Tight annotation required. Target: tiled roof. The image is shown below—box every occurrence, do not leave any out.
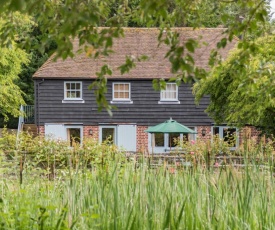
[33,27,237,79]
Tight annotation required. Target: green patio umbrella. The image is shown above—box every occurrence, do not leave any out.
[145,118,196,134]
[145,118,196,153]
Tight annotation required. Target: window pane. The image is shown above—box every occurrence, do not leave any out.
[67,128,81,147]
[119,84,124,90]
[183,133,188,141]
[113,83,130,100]
[65,82,82,99]
[118,92,123,98]
[169,133,180,147]
[223,128,236,147]
[213,127,219,136]
[155,133,164,147]
[102,128,115,144]
[161,83,177,100]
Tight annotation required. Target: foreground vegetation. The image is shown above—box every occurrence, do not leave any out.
[1,131,275,229]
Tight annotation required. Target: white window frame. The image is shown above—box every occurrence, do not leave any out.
[65,125,83,146]
[99,126,117,144]
[111,82,132,103]
[159,83,179,103]
[211,126,239,150]
[63,81,84,103]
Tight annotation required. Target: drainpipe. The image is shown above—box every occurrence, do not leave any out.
[36,79,44,134]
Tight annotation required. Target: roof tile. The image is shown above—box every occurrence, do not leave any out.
[33,27,237,79]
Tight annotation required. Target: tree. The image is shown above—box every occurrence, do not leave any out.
[0,46,29,118]
[0,0,272,115]
[194,35,275,136]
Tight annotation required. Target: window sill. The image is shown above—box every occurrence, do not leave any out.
[62,99,85,103]
[158,100,180,104]
[110,100,133,104]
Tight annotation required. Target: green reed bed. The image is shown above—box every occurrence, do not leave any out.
[1,162,275,230]
[1,130,275,229]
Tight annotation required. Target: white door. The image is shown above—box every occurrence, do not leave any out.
[45,124,67,141]
[117,125,136,151]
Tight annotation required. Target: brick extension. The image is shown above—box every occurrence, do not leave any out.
[38,124,266,150]
[137,126,149,153]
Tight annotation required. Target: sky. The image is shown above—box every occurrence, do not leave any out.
[271,0,275,18]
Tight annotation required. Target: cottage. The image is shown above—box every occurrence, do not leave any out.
[33,27,238,153]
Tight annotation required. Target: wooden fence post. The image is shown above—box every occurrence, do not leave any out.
[19,151,25,185]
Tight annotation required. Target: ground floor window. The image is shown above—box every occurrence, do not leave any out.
[169,133,181,147]
[101,126,116,144]
[212,126,238,149]
[155,133,165,147]
[65,125,83,147]
[150,127,197,153]
[67,128,81,147]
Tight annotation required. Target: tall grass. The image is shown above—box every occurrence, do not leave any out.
[1,130,275,229]
[1,162,275,229]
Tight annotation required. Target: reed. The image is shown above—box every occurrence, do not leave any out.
[1,131,275,229]
[1,161,275,229]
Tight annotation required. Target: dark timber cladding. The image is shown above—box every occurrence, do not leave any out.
[33,27,238,127]
[34,79,212,126]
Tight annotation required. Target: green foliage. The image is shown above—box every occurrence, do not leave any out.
[0,45,29,118]
[195,35,275,136]
[1,131,275,229]
[0,0,273,114]
[1,151,275,228]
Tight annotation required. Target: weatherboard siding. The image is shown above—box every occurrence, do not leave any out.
[34,79,212,126]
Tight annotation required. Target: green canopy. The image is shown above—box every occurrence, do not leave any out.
[145,118,197,134]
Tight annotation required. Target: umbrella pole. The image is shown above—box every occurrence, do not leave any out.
[170,135,171,151]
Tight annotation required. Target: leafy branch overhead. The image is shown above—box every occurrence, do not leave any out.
[194,35,275,136]
[0,0,273,116]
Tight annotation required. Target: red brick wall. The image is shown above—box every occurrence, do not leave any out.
[197,126,212,140]
[137,126,149,153]
[37,124,265,150]
[239,126,262,145]
[83,126,99,140]
[37,125,45,136]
